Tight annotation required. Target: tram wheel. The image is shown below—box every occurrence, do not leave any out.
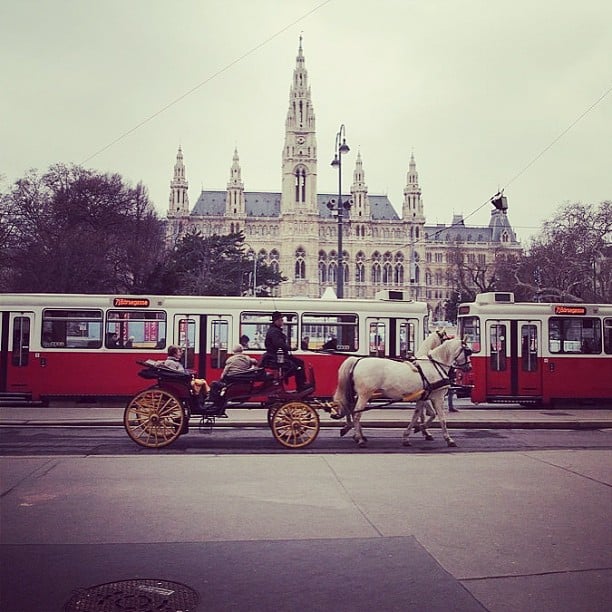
[124,388,185,448]
[270,401,320,449]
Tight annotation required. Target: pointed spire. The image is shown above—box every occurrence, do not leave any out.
[168,145,189,216]
[227,147,243,189]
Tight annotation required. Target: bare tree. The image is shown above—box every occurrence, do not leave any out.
[0,164,165,293]
[516,201,611,302]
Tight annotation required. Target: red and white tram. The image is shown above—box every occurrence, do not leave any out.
[0,291,429,404]
[457,292,612,405]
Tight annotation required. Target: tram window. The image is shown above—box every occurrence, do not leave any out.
[106,310,166,349]
[240,311,299,351]
[369,322,386,357]
[604,319,612,355]
[211,319,229,368]
[42,309,103,349]
[489,324,507,371]
[399,322,415,359]
[301,313,358,351]
[521,325,538,372]
[549,317,601,354]
[12,317,30,366]
[178,318,196,369]
[459,317,481,352]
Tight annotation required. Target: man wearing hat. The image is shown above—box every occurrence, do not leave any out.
[263,311,309,391]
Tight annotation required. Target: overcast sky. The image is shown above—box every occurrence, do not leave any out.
[2,0,610,243]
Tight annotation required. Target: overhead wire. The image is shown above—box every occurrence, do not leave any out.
[379,81,612,258]
[80,0,334,165]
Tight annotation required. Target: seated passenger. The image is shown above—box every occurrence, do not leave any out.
[157,345,209,395]
[208,345,258,415]
[221,344,257,380]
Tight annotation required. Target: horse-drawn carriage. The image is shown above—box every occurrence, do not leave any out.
[123,358,324,450]
[123,333,473,451]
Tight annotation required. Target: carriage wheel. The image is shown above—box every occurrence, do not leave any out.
[270,401,320,449]
[266,403,281,428]
[124,388,185,449]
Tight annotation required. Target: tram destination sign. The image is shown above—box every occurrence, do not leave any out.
[554,305,587,315]
[113,297,150,308]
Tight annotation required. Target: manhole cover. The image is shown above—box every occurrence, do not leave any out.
[64,578,199,611]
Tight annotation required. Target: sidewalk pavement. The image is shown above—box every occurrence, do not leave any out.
[1,400,611,430]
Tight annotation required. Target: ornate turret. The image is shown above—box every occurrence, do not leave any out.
[168,146,190,217]
[226,147,246,217]
[402,153,424,223]
[349,151,370,220]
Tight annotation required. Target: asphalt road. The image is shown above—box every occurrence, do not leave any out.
[2,424,612,456]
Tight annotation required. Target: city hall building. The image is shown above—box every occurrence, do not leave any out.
[166,38,520,319]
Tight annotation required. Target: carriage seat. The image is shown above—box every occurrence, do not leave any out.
[137,360,192,383]
[222,367,271,384]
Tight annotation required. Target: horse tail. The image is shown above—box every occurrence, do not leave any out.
[333,357,360,417]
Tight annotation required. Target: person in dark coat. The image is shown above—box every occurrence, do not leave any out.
[263,311,309,391]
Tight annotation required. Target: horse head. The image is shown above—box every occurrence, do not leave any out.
[429,337,472,371]
[454,339,472,371]
[435,328,450,342]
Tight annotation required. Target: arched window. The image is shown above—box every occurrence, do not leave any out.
[355,251,366,283]
[329,261,337,284]
[318,250,328,284]
[394,263,404,285]
[294,166,307,203]
[372,263,381,284]
[294,247,306,280]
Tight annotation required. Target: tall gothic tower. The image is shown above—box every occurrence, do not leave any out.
[349,151,371,220]
[281,36,318,216]
[226,147,246,218]
[168,146,189,217]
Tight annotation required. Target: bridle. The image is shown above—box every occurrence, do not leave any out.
[452,342,472,372]
[435,329,450,343]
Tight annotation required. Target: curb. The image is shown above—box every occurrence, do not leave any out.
[1,419,610,430]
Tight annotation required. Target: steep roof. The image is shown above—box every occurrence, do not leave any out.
[192,191,400,221]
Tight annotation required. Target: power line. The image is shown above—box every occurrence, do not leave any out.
[80,0,334,165]
[502,82,612,190]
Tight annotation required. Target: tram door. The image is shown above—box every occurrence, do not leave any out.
[0,312,35,396]
[366,317,417,358]
[485,319,542,398]
[173,315,201,375]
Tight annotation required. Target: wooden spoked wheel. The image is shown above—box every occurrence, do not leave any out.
[266,403,281,428]
[124,388,185,448]
[270,401,320,449]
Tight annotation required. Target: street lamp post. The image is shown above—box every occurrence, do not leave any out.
[243,243,257,296]
[329,125,350,298]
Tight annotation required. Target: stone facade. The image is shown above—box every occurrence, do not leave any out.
[166,38,521,319]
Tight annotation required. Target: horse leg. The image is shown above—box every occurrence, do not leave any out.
[351,397,370,448]
[402,405,423,446]
[431,393,456,447]
[415,400,436,441]
[339,412,354,437]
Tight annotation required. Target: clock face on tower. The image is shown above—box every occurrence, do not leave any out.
[296,136,305,144]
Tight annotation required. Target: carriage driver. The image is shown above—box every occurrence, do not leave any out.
[263,311,311,392]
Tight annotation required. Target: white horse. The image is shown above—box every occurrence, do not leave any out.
[332,336,471,448]
[330,329,450,439]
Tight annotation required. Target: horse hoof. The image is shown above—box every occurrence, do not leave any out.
[402,439,411,447]
[425,434,434,441]
[447,440,457,447]
[357,440,367,448]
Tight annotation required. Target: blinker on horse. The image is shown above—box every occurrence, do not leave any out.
[332,336,472,448]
